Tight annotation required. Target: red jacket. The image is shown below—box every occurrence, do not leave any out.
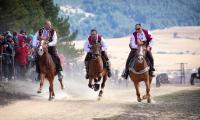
[16,37,29,65]
[132,29,152,46]
[88,35,102,45]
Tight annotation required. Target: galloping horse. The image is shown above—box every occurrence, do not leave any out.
[88,42,108,100]
[129,45,152,103]
[36,40,64,100]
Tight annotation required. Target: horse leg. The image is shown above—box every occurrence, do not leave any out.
[94,77,101,91]
[133,81,142,102]
[59,78,64,90]
[98,75,107,100]
[144,77,151,103]
[88,78,93,89]
[143,76,152,99]
[49,81,53,101]
[190,73,195,85]
[37,74,44,93]
[52,80,55,99]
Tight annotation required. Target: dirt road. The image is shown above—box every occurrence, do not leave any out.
[0,80,199,120]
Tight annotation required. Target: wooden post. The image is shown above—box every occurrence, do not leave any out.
[180,63,186,84]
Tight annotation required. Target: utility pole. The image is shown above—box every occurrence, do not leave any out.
[180,63,187,84]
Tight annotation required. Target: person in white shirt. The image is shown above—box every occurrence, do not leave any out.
[84,29,111,79]
[122,24,155,79]
[33,20,63,81]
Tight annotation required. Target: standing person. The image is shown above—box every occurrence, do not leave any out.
[33,20,63,81]
[84,29,111,79]
[2,33,15,80]
[16,36,29,79]
[121,24,155,79]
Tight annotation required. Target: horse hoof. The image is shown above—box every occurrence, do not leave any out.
[99,90,103,97]
[137,98,142,102]
[61,85,65,90]
[142,95,147,99]
[88,84,93,89]
[52,96,55,99]
[147,98,151,103]
[94,84,100,91]
[37,90,42,94]
[49,97,54,101]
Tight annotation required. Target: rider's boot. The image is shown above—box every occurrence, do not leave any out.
[106,60,112,77]
[58,71,63,81]
[85,61,89,79]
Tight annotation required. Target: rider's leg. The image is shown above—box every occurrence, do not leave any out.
[84,52,91,79]
[121,49,136,79]
[146,50,155,77]
[48,46,63,80]
[101,51,112,77]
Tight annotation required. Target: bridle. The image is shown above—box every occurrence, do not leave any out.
[37,40,48,56]
[130,45,149,74]
[91,42,101,60]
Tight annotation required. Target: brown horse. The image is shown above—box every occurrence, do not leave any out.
[88,42,108,100]
[129,45,152,103]
[36,40,64,100]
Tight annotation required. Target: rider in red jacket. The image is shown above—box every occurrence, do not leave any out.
[122,24,155,79]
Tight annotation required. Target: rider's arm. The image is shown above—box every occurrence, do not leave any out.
[129,35,137,49]
[48,31,57,46]
[84,40,91,52]
[148,31,154,48]
[101,37,107,51]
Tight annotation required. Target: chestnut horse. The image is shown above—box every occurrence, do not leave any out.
[88,42,108,100]
[129,45,152,103]
[36,40,64,100]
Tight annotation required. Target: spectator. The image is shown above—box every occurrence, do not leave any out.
[2,34,15,80]
[16,36,29,79]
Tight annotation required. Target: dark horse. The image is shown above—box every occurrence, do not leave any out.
[36,40,64,100]
[88,42,108,100]
[129,45,152,103]
[190,73,200,85]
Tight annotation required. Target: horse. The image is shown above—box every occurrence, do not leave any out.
[129,45,152,103]
[190,73,200,85]
[36,40,64,100]
[88,42,108,100]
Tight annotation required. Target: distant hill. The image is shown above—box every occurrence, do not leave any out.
[54,0,200,39]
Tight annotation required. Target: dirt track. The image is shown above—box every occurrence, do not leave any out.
[0,80,199,120]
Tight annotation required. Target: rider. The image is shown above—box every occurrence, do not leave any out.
[33,20,63,81]
[84,29,111,79]
[121,23,155,79]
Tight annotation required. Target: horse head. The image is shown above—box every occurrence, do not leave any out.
[38,40,48,56]
[136,45,147,63]
[91,42,101,60]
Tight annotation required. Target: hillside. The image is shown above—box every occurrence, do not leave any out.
[54,0,200,39]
